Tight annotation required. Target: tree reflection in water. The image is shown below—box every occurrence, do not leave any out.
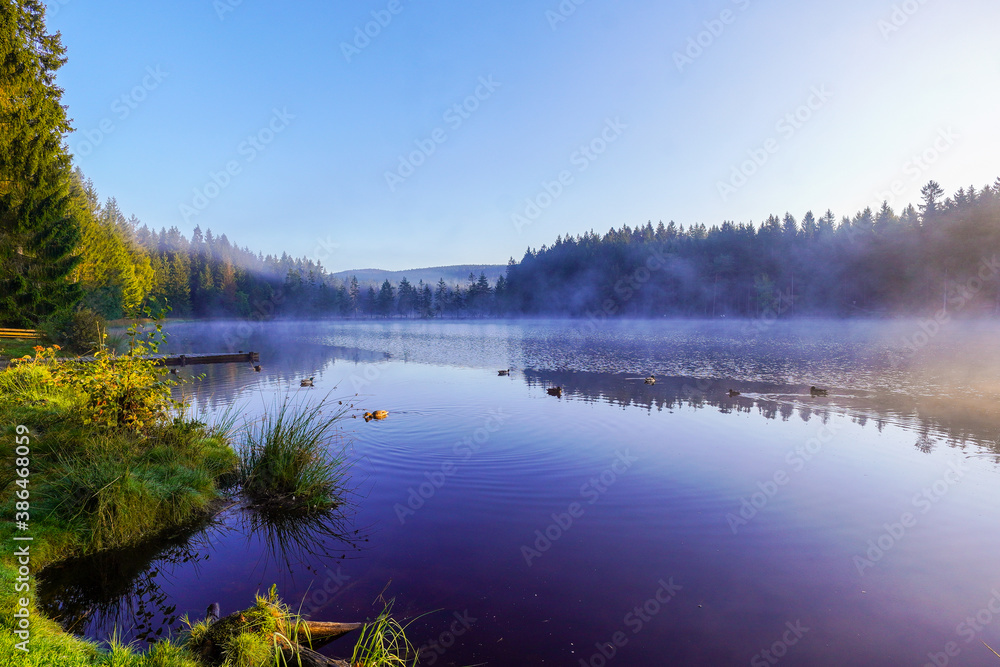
[37,502,364,645]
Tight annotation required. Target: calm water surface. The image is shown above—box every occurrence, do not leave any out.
[39,319,1000,666]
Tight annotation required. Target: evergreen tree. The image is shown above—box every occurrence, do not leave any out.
[397,277,416,316]
[418,281,432,317]
[435,278,448,315]
[363,285,377,315]
[349,275,360,315]
[376,279,395,316]
[0,0,80,325]
[167,253,191,315]
[920,180,945,223]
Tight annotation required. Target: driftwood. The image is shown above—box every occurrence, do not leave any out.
[286,621,363,649]
[195,606,360,664]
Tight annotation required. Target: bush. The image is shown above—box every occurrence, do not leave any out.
[60,350,176,431]
[43,307,106,353]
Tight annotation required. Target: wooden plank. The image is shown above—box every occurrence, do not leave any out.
[72,351,260,366]
[160,352,259,367]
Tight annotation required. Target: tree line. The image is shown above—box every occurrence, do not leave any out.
[64,175,506,321]
[47,175,1000,325]
[502,179,1000,318]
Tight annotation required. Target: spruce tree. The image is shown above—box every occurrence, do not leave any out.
[348,275,359,315]
[0,0,80,325]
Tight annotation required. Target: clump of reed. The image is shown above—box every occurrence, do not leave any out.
[350,598,423,667]
[236,394,351,511]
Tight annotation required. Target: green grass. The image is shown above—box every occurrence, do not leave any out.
[350,598,423,667]
[237,394,352,511]
[0,356,390,667]
[182,585,314,667]
[0,357,237,666]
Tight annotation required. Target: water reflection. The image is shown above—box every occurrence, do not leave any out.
[37,503,364,642]
[235,502,367,578]
[37,515,219,642]
[45,320,1000,665]
[163,319,1000,457]
[521,369,1000,456]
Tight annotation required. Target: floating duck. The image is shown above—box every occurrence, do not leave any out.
[546,387,563,397]
[253,365,261,372]
[727,389,740,397]
[169,368,179,375]
[300,377,314,387]
[810,385,828,397]
[498,369,511,376]
[364,410,388,422]
[644,376,656,385]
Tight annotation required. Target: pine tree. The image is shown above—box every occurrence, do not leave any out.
[397,276,415,316]
[435,278,448,315]
[0,0,80,325]
[349,276,359,315]
[376,279,395,316]
[167,253,191,315]
[920,180,945,223]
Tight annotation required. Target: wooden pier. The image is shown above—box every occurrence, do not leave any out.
[71,351,261,367]
[1,350,259,370]
[157,351,259,367]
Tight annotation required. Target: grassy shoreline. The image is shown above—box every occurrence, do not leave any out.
[0,341,396,666]
[0,373,237,665]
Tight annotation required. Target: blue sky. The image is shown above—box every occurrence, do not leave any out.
[48,0,1000,272]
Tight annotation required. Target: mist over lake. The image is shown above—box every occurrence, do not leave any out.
[36,318,1000,666]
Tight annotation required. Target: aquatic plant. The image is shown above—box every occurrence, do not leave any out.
[350,598,422,667]
[91,632,202,667]
[237,394,351,511]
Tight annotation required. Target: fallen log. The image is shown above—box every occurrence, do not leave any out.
[193,606,360,664]
[299,621,364,648]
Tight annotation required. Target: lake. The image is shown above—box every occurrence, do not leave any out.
[38,318,1000,666]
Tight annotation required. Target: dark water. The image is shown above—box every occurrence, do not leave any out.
[38,319,1000,666]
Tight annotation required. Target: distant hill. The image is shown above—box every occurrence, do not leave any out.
[330,264,507,287]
